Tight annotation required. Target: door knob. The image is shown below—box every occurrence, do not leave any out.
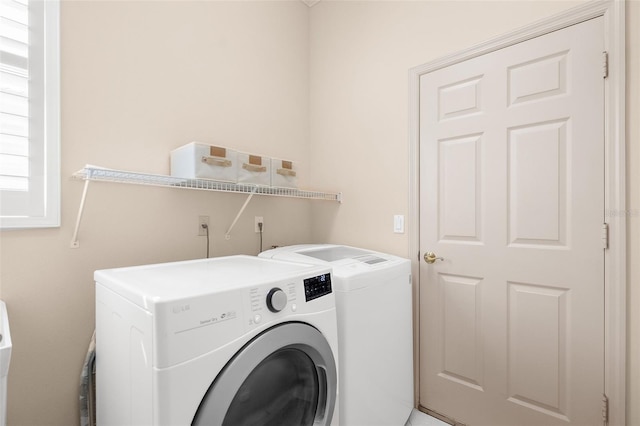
[424,252,444,264]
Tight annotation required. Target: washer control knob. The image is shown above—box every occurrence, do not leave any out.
[267,288,287,313]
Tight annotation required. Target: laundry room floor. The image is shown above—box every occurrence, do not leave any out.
[405,409,450,426]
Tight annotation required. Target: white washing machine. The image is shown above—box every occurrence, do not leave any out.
[260,245,414,426]
[95,255,339,426]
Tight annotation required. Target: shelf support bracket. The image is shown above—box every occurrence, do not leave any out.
[70,178,91,248]
[225,188,257,240]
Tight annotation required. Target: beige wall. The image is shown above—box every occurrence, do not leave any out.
[308,0,585,254]
[309,0,639,425]
[1,1,638,425]
[0,1,312,425]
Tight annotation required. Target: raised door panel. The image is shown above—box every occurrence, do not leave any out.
[508,119,568,247]
[507,282,569,421]
[439,274,484,391]
[438,76,483,121]
[439,135,482,244]
[507,51,568,106]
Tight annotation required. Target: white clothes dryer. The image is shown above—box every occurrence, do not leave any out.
[95,255,339,426]
[260,245,414,426]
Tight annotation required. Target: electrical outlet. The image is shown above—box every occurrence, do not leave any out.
[198,216,210,236]
[255,216,264,233]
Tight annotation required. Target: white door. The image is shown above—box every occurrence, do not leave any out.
[419,17,605,426]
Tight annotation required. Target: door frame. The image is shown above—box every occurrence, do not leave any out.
[408,1,626,424]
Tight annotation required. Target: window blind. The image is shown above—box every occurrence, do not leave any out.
[0,0,29,192]
[0,0,60,228]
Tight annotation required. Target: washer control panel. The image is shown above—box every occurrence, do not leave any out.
[303,273,332,302]
[266,288,288,312]
[245,271,333,329]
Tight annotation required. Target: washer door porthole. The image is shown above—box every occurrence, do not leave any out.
[192,323,337,426]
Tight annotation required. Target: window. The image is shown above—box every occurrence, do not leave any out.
[0,0,60,228]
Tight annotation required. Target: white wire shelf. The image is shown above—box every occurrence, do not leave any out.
[72,166,342,201]
[70,165,341,248]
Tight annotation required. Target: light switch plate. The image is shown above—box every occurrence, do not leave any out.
[393,215,404,234]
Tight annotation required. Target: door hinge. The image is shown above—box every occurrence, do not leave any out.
[602,223,609,249]
[602,394,609,424]
[603,51,609,78]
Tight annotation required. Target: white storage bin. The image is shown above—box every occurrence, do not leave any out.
[270,158,298,189]
[170,142,238,182]
[237,153,271,186]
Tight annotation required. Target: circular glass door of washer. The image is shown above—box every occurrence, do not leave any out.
[192,322,337,426]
